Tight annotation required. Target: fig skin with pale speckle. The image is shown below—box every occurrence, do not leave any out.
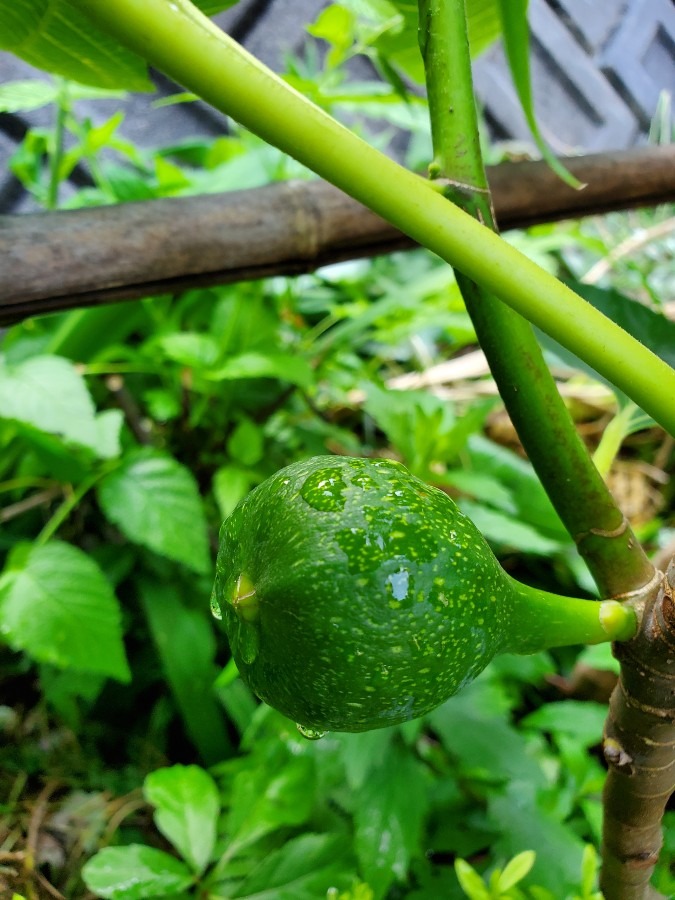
[213,455,515,733]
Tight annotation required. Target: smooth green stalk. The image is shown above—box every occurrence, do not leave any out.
[417,0,653,596]
[509,584,637,654]
[66,0,675,440]
[419,0,486,195]
[35,470,104,545]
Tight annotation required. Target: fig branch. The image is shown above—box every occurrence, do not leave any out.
[65,0,675,439]
[415,0,653,598]
[601,569,675,900]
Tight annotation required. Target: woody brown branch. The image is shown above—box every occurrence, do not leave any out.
[601,569,675,900]
[1,146,674,325]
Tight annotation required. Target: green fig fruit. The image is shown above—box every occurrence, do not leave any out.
[212,456,635,733]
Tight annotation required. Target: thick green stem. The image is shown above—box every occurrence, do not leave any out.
[417,0,653,596]
[66,0,675,441]
[507,583,637,654]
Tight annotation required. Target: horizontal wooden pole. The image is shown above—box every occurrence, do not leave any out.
[1,146,674,325]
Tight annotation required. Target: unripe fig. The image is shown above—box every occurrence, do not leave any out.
[212,456,635,733]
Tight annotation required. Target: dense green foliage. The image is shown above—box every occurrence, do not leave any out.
[1,6,674,899]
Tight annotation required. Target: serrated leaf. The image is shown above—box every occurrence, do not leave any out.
[81,844,193,899]
[227,753,316,851]
[354,740,428,898]
[144,765,219,874]
[0,542,130,682]
[521,701,608,748]
[337,728,394,791]
[98,450,210,573]
[0,355,122,459]
[0,0,152,91]
[496,0,581,187]
[488,781,585,894]
[230,833,353,899]
[428,695,545,786]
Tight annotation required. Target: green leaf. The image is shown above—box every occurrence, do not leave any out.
[458,501,561,555]
[0,77,127,122]
[213,465,253,520]
[227,418,264,467]
[353,740,428,899]
[496,0,582,188]
[98,450,210,574]
[428,689,545,786]
[81,844,193,899]
[344,0,501,87]
[497,850,536,891]
[227,753,316,851]
[521,701,608,748]
[0,542,129,682]
[337,729,394,791]
[364,385,489,476]
[308,5,356,68]
[576,641,619,674]
[0,355,122,459]
[465,0,503,57]
[139,579,232,764]
[192,0,241,13]
[466,436,571,544]
[157,333,220,368]
[0,0,152,91]
[230,833,354,898]
[205,351,313,388]
[488,781,585,894]
[454,859,490,900]
[0,78,57,113]
[144,765,219,874]
[580,844,599,897]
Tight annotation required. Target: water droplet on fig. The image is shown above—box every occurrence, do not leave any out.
[238,624,260,664]
[296,723,327,741]
[210,593,222,620]
[300,468,346,511]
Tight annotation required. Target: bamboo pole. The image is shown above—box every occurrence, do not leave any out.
[1,146,674,325]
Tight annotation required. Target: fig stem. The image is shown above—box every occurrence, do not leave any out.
[507,580,638,655]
